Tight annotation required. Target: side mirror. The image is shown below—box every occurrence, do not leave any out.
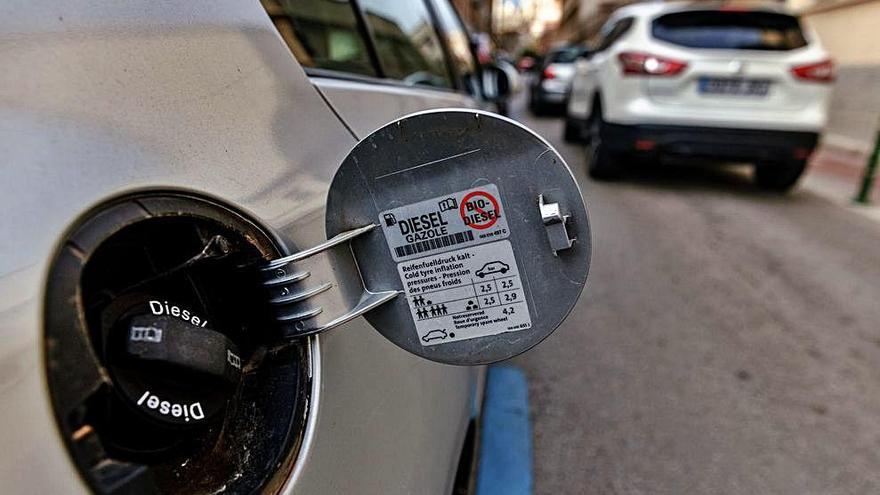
[481,60,519,102]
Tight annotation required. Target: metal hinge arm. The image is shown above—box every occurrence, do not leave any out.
[257,224,398,339]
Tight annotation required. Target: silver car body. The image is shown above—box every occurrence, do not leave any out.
[530,46,582,107]
[0,1,480,493]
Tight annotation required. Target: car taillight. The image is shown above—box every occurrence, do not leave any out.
[542,66,556,80]
[791,59,835,83]
[618,52,688,77]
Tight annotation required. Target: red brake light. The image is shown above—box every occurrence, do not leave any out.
[618,52,688,77]
[791,59,835,83]
[542,66,556,80]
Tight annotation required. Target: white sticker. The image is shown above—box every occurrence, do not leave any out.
[379,184,510,262]
[397,240,532,346]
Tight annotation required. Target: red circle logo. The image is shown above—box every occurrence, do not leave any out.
[459,190,501,230]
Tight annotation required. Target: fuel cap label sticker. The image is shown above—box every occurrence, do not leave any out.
[379,184,510,262]
[397,240,532,346]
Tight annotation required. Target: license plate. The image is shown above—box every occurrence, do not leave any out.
[698,77,770,97]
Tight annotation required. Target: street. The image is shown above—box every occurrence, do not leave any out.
[510,99,880,494]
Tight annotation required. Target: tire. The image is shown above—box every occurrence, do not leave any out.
[529,102,544,116]
[529,93,545,116]
[589,143,620,180]
[563,117,582,143]
[754,159,807,191]
[587,107,620,180]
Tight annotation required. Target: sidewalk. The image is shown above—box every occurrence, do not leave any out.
[800,145,880,223]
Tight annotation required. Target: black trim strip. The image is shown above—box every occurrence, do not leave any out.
[350,0,386,79]
[423,0,463,92]
[304,67,468,97]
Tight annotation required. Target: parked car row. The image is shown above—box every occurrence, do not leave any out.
[531,1,833,191]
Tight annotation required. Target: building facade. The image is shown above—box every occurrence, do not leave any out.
[452,0,494,33]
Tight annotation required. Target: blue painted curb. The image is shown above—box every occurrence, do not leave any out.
[475,365,533,495]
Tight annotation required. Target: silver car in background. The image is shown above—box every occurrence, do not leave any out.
[528,44,589,115]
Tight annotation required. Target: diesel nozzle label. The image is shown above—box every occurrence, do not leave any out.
[397,240,532,346]
[380,184,510,262]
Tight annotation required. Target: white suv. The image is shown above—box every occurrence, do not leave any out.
[565,1,833,190]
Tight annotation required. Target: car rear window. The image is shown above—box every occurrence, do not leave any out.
[652,10,808,51]
[548,47,582,64]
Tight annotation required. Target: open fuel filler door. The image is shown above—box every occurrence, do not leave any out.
[259,109,591,365]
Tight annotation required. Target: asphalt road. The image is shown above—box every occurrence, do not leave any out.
[510,101,880,494]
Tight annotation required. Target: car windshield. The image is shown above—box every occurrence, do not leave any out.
[652,10,808,51]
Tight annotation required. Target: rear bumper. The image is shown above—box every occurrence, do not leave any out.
[531,77,571,105]
[602,123,819,162]
[531,86,567,104]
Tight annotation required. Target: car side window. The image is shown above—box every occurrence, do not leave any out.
[595,17,634,52]
[430,0,480,95]
[261,0,377,77]
[358,0,453,88]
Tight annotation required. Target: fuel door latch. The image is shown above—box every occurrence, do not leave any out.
[257,224,398,339]
[538,194,576,255]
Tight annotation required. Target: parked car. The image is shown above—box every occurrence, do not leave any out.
[0,1,522,493]
[529,45,589,115]
[565,1,833,190]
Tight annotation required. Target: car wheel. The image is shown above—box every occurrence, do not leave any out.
[587,109,620,180]
[563,117,582,143]
[754,159,807,192]
[529,95,545,116]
